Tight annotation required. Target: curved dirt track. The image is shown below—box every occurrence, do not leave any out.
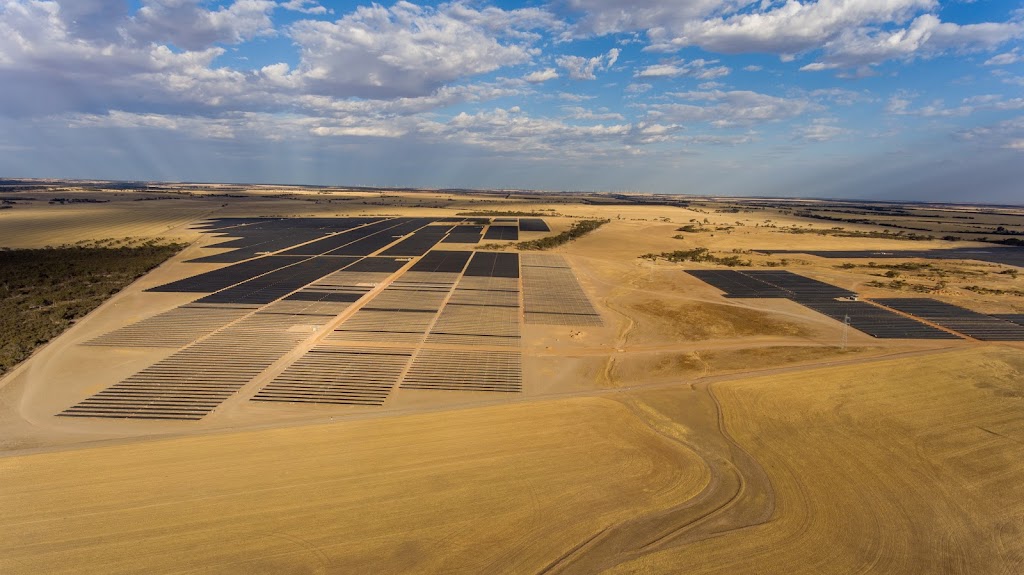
[601,347,1024,574]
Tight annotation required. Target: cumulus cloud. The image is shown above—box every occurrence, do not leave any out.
[795,119,846,141]
[886,92,1024,117]
[556,48,620,80]
[129,0,278,50]
[288,2,546,98]
[569,0,1023,70]
[985,49,1023,66]
[523,68,559,83]
[635,58,729,79]
[957,116,1024,151]
[279,0,330,15]
[649,90,813,127]
[802,14,1024,70]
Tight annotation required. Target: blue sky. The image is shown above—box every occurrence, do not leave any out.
[0,1,1022,202]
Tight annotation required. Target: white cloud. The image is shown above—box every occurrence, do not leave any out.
[556,48,620,80]
[985,49,1023,66]
[280,1,329,15]
[570,0,1023,71]
[625,82,652,94]
[645,0,935,54]
[650,89,813,127]
[957,116,1024,151]
[886,92,1024,118]
[129,0,278,50]
[635,58,729,79]
[802,13,1024,70]
[524,68,559,83]
[563,106,626,121]
[743,64,762,72]
[795,119,846,141]
[287,2,549,98]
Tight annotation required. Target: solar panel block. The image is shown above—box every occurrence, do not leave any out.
[380,225,452,256]
[994,314,1024,327]
[327,310,436,343]
[800,300,961,339]
[465,252,520,278]
[401,349,522,393]
[744,270,856,301]
[483,226,519,241]
[519,218,550,232]
[441,225,484,244]
[323,218,435,256]
[84,305,252,348]
[874,298,1024,341]
[195,256,359,305]
[685,270,789,298]
[521,254,602,326]
[252,346,413,406]
[410,250,473,274]
[61,311,330,420]
[426,304,520,347]
[148,256,305,293]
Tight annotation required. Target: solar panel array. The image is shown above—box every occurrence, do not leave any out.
[380,224,454,256]
[755,247,1024,268]
[189,217,376,263]
[685,270,789,298]
[519,218,550,232]
[401,349,522,393]
[685,269,957,339]
[521,254,603,326]
[874,299,1024,341]
[148,256,303,293]
[483,225,520,241]
[994,314,1024,327]
[441,225,484,244]
[84,305,251,348]
[71,214,613,417]
[62,310,334,420]
[253,347,414,406]
[800,300,960,339]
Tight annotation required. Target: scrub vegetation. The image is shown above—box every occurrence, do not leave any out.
[0,242,184,374]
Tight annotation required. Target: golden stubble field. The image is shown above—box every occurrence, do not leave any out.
[1,184,1023,573]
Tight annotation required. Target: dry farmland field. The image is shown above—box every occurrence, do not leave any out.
[1,180,1023,574]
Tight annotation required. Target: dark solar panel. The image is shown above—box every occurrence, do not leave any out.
[994,314,1024,327]
[744,270,856,300]
[187,217,380,263]
[195,257,359,305]
[756,247,1024,268]
[465,252,520,278]
[410,250,473,273]
[519,218,550,232]
[874,298,1024,341]
[483,226,520,240]
[323,218,433,256]
[147,256,305,293]
[380,224,452,256]
[685,270,789,298]
[345,257,406,273]
[685,269,959,339]
[800,300,960,339]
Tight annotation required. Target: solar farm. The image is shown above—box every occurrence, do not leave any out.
[59,217,603,421]
[2,186,1024,574]
[684,269,1024,340]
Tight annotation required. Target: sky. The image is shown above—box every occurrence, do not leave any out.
[0,1,1022,203]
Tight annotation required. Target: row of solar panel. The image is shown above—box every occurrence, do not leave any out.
[687,270,1024,340]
